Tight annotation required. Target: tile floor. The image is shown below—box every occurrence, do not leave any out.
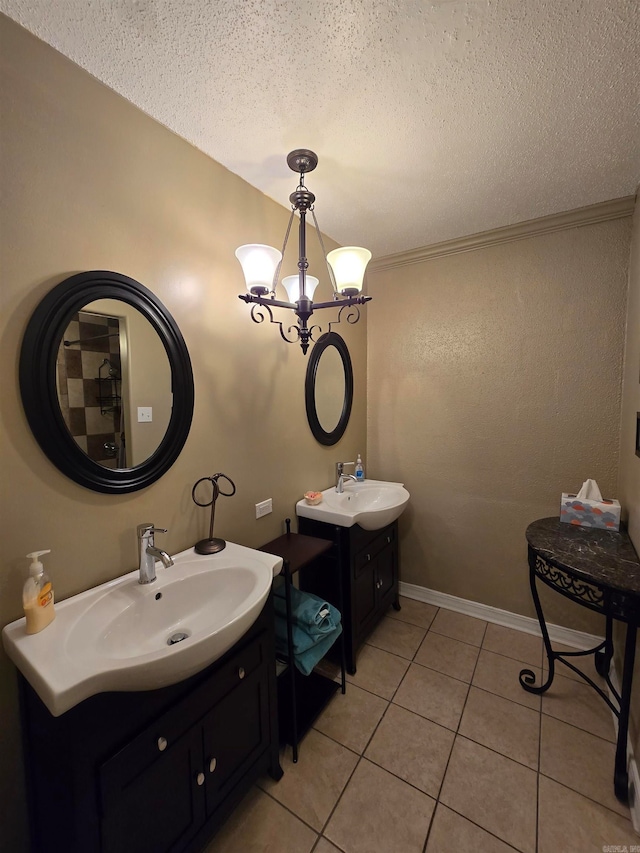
[205,598,639,853]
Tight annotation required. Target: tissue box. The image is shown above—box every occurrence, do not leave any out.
[560,494,621,531]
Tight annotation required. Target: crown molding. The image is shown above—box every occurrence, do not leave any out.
[370,195,637,272]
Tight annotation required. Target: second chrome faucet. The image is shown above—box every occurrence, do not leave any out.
[335,461,358,493]
[137,523,174,584]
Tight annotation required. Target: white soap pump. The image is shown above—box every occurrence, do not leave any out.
[23,550,55,634]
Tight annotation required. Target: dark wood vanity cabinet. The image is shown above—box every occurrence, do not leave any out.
[20,599,281,853]
[297,518,399,674]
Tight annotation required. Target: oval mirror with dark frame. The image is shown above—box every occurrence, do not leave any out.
[20,270,194,494]
[305,332,353,446]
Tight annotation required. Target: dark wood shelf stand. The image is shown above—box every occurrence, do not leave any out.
[261,522,346,763]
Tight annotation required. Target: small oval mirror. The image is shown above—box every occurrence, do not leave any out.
[305,332,353,446]
[20,271,194,493]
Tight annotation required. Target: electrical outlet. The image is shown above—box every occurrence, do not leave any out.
[137,407,153,423]
[255,498,272,519]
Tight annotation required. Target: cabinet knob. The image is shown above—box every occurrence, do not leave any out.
[157,736,168,752]
[366,554,371,562]
[209,757,217,773]
[238,666,245,680]
[196,772,205,786]
[387,536,391,544]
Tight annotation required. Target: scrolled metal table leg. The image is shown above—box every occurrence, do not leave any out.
[519,559,555,695]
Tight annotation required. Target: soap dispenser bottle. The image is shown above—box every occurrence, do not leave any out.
[355,454,365,481]
[23,550,55,634]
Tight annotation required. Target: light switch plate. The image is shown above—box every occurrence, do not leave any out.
[137,407,153,423]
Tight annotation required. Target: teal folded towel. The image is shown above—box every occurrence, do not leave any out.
[274,585,342,675]
[274,585,340,639]
[292,625,342,676]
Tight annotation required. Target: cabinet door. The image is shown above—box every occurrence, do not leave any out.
[202,661,270,818]
[376,532,396,603]
[100,723,204,853]
[353,553,377,638]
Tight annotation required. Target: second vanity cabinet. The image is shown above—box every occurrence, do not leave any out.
[297,518,399,674]
[20,599,281,853]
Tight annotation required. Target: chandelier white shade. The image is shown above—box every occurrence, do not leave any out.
[327,247,372,295]
[281,274,319,303]
[235,244,282,295]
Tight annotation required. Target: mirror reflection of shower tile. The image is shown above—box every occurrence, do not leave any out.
[65,349,82,378]
[73,435,88,454]
[68,407,86,436]
[85,406,114,435]
[67,378,85,408]
[83,378,101,406]
[81,350,108,380]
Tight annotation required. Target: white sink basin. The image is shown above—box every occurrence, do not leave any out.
[296,479,410,531]
[2,543,282,716]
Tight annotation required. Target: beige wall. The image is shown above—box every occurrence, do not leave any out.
[619,197,640,549]
[367,217,632,633]
[0,17,366,851]
[618,196,640,761]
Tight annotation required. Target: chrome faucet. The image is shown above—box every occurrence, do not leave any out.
[137,523,174,584]
[336,461,358,493]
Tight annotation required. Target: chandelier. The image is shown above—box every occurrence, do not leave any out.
[235,149,372,354]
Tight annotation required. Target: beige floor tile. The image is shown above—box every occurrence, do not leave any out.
[543,641,607,686]
[482,624,543,668]
[346,643,409,699]
[415,631,480,683]
[365,616,426,659]
[313,683,387,754]
[540,715,628,818]
[204,787,317,853]
[440,737,537,853]
[472,649,542,710]
[259,730,358,831]
[541,673,615,742]
[365,703,455,797]
[538,775,637,853]
[393,662,469,731]
[313,839,343,853]
[458,686,540,769]
[430,608,487,646]
[426,803,517,853]
[387,596,438,629]
[324,758,435,853]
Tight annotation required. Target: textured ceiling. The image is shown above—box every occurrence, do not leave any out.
[1,0,639,257]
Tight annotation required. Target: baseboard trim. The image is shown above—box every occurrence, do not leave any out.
[399,581,603,649]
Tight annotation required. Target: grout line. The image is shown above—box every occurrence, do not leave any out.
[434,803,523,852]
[536,681,543,853]
[537,769,634,823]
[471,682,540,719]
